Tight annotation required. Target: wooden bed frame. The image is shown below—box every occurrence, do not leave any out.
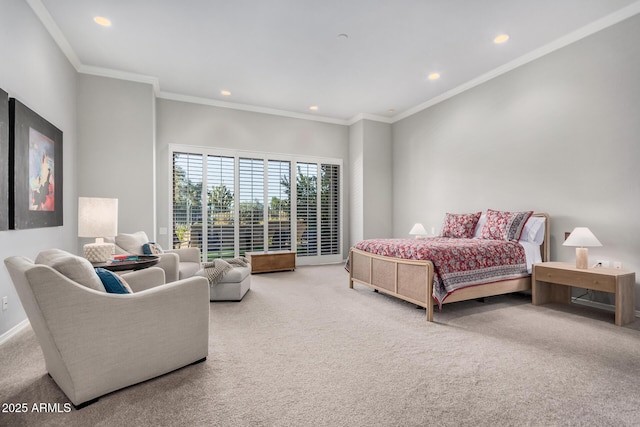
[349,213,550,321]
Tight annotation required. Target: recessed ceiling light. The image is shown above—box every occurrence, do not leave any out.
[337,33,349,39]
[309,106,319,111]
[93,16,112,27]
[494,34,510,44]
[221,90,231,96]
[388,108,395,113]
[428,72,440,81]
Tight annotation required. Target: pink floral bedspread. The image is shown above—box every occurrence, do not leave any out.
[353,238,528,305]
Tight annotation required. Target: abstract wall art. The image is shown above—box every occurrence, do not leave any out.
[9,98,63,229]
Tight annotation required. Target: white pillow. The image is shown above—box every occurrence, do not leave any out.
[519,216,546,245]
[35,249,106,292]
[115,231,150,254]
[473,214,486,238]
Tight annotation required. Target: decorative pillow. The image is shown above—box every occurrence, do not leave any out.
[479,209,533,241]
[35,249,106,292]
[440,212,482,238]
[519,216,546,245]
[115,231,150,255]
[95,268,132,294]
[142,242,164,255]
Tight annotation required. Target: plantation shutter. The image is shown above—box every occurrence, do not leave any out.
[296,162,318,257]
[171,146,341,264]
[206,155,235,260]
[238,158,265,255]
[172,152,203,250]
[268,160,291,251]
[320,163,340,255]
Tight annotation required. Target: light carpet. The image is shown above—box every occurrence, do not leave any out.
[1,264,640,426]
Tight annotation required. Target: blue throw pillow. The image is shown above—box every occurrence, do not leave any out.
[95,268,131,294]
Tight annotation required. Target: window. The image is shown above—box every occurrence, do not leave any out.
[172,152,203,250]
[268,160,291,251]
[171,147,342,265]
[296,162,317,257]
[207,155,235,260]
[238,158,264,255]
[321,164,340,255]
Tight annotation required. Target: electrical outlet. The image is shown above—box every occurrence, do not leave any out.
[614,261,623,269]
[596,260,610,268]
[2,296,7,311]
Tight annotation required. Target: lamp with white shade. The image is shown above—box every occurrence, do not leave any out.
[409,223,427,239]
[78,197,118,262]
[562,227,602,269]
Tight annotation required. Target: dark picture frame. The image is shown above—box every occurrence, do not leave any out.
[0,89,8,231]
[9,98,63,229]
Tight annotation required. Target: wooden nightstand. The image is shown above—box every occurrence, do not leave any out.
[532,262,636,326]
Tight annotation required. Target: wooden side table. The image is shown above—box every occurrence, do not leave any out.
[246,250,296,274]
[91,255,159,272]
[532,262,636,326]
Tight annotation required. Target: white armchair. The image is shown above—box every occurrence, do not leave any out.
[3,249,209,408]
[107,231,201,282]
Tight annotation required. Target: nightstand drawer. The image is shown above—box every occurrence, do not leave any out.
[535,266,616,292]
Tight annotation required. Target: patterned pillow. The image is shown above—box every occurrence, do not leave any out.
[142,242,164,255]
[441,212,482,238]
[480,209,533,241]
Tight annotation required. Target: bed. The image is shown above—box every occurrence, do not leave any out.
[348,211,550,321]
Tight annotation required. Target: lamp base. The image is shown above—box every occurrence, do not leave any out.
[84,242,114,263]
[575,247,588,269]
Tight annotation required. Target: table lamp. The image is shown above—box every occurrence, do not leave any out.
[562,227,601,269]
[78,197,118,262]
[409,223,427,239]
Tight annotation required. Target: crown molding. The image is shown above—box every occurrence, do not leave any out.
[392,0,640,123]
[347,113,393,126]
[78,65,160,93]
[26,0,81,70]
[157,91,349,125]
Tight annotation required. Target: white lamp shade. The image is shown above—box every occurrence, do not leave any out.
[562,227,602,248]
[409,223,427,236]
[78,197,118,238]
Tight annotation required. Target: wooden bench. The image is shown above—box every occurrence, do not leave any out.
[246,250,296,274]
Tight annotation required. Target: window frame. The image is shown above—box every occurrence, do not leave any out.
[169,145,343,265]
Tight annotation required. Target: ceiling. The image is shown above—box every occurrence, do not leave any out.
[33,0,640,124]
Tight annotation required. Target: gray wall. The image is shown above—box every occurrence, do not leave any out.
[77,75,156,239]
[392,14,640,308]
[349,121,364,244]
[155,99,351,255]
[0,0,78,336]
[349,119,393,245]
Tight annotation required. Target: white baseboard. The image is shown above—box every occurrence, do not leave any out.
[572,297,640,319]
[0,319,30,347]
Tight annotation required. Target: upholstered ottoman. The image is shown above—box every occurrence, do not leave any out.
[198,265,251,301]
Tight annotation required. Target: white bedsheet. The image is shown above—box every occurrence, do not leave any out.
[519,241,542,273]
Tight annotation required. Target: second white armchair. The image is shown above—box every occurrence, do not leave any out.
[108,231,201,283]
